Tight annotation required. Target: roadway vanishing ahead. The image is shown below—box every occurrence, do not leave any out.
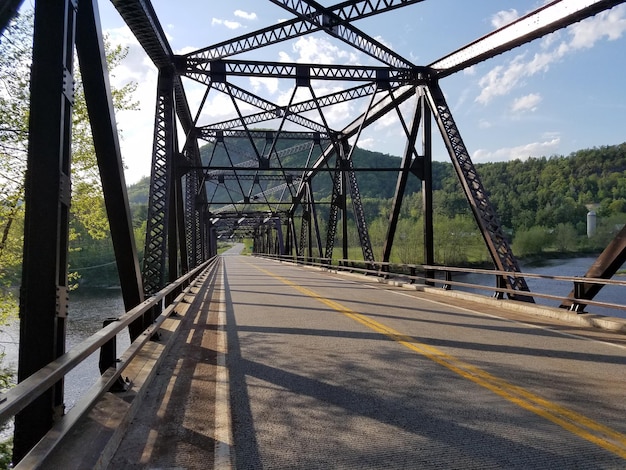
[111,253,626,469]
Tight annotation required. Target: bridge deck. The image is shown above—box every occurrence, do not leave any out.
[107,251,626,469]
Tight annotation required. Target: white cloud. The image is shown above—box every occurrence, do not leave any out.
[374,35,393,50]
[511,93,542,112]
[176,45,200,55]
[357,137,376,150]
[211,18,243,30]
[472,137,560,162]
[282,36,358,65]
[476,55,528,104]
[250,76,280,96]
[491,9,519,29]
[476,5,626,105]
[234,10,257,21]
[463,65,477,76]
[569,5,626,48]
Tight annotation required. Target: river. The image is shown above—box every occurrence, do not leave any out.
[0,288,128,411]
[522,256,625,316]
[0,255,623,415]
[450,256,626,319]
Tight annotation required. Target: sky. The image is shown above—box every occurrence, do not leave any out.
[94,0,626,184]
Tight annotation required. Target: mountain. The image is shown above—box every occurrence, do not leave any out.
[127,141,626,231]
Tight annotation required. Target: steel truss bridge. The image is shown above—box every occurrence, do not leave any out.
[1,0,626,464]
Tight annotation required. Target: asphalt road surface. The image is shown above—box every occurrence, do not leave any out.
[224,255,626,469]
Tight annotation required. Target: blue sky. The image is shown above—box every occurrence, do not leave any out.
[96,1,626,184]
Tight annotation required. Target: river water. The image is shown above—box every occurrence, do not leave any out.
[0,288,128,411]
[450,257,626,319]
[522,257,625,316]
[0,256,623,417]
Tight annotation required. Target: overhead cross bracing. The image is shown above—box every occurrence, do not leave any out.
[106,0,626,296]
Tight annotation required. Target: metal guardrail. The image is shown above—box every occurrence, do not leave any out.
[0,256,219,466]
[257,254,626,316]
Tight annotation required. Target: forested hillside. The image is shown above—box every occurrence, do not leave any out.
[191,139,626,226]
[64,141,626,284]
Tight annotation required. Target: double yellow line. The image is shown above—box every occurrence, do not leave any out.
[251,262,626,459]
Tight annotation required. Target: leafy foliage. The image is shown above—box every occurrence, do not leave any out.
[0,10,139,464]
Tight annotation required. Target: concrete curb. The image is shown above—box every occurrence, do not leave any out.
[294,262,626,334]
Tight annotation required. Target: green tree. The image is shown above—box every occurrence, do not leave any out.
[553,223,578,252]
[512,226,551,257]
[0,10,138,463]
[434,214,485,265]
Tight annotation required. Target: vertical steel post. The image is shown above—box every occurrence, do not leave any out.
[143,67,175,297]
[325,160,342,260]
[169,159,183,283]
[422,92,434,281]
[382,93,423,263]
[276,219,285,255]
[290,215,299,257]
[340,144,349,260]
[14,0,76,462]
[285,217,292,255]
[307,182,323,257]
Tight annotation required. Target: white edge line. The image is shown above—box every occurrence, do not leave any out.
[214,260,233,469]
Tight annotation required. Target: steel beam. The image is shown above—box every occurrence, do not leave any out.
[347,157,375,262]
[185,59,418,84]
[383,92,422,263]
[142,68,176,297]
[425,81,532,301]
[185,168,202,268]
[14,0,76,462]
[199,129,332,142]
[560,224,626,310]
[308,185,324,258]
[0,0,22,34]
[75,0,145,334]
[207,83,379,132]
[431,0,626,78]
[170,161,185,283]
[269,0,416,68]
[421,95,434,270]
[184,0,424,61]
[200,82,331,135]
[291,85,417,211]
[341,89,379,263]
[110,0,172,68]
[111,0,207,277]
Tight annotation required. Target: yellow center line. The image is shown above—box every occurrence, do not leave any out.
[248,261,626,459]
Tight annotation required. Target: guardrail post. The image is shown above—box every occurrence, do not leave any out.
[409,266,416,284]
[381,263,390,280]
[425,268,435,287]
[98,318,129,392]
[493,275,506,299]
[569,281,586,313]
[442,271,452,290]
